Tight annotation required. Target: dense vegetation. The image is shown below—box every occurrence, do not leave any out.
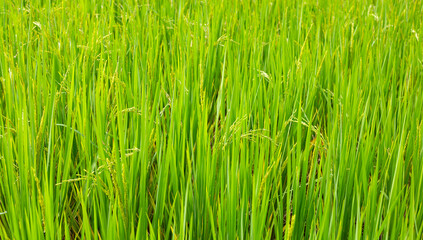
[1,0,422,239]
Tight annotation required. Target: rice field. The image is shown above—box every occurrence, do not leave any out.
[0,0,422,239]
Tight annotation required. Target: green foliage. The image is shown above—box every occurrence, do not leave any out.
[0,0,422,239]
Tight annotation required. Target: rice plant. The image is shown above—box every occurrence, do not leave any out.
[0,0,422,239]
